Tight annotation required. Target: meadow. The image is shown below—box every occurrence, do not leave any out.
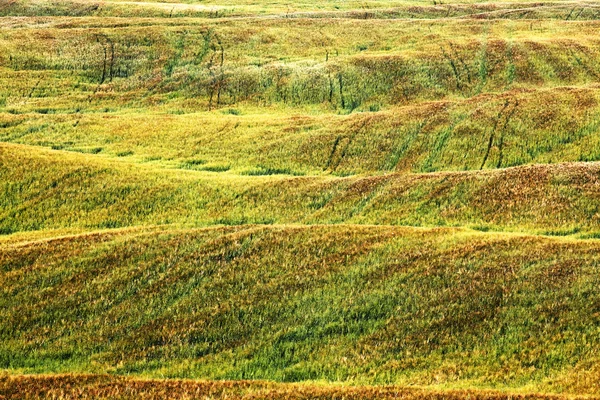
[2,0,600,398]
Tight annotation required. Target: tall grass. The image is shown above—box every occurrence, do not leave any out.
[3,19,600,175]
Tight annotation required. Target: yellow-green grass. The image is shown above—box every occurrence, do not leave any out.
[3,17,600,176]
[3,142,600,236]
[3,86,600,175]
[2,224,600,394]
[3,0,600,396]
[3,17,600,113]
[5,0,600,18]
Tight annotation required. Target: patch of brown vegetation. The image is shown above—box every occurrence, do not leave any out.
[1,374,595,400]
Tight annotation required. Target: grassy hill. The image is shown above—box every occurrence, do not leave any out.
[2,0,600,398]
[4,142,600,236]
[2,224,600,395]
[3,16,600,175]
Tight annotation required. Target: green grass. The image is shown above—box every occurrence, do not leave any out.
[3,0,600,397]
[1,225,600,394]
[3,18,600,174]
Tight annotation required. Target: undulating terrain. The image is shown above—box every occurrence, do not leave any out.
[2,0,600,398]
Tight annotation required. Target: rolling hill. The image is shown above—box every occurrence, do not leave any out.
[2,0,600,398]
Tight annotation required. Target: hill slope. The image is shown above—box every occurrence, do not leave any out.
[3,142,600,235]
[2,225,600,394]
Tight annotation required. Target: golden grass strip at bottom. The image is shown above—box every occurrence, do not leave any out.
[0,374,593,400]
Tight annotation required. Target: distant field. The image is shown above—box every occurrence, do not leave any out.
[6,0,600,18]
[2,0,600,397]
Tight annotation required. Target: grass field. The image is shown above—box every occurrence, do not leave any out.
[2,0,600,398]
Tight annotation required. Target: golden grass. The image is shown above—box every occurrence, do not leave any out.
[2,373,597,400]
[3,142,600,235]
